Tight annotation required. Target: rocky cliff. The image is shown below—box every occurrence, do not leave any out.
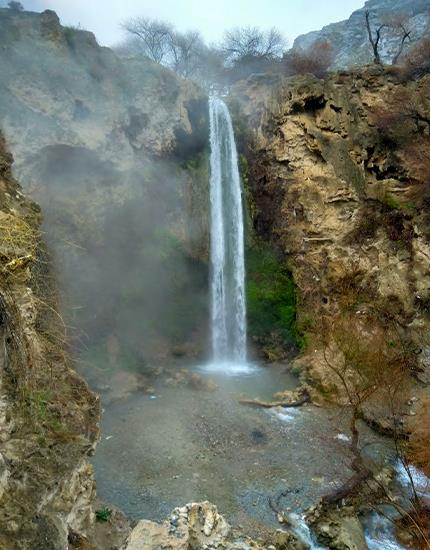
[293,0,430,68]
[0,8,210,374]
[0,132,101,549]
[232,67,430,439]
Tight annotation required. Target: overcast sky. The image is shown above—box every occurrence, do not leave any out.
[21,0,365,47]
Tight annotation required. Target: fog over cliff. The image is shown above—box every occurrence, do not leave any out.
[0,8,210,381]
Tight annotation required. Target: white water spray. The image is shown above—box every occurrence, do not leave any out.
[208,96,246,364]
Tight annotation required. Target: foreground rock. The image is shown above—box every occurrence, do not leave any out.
[122,502,266,550]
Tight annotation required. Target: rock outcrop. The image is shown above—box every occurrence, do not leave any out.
[0,8,206,164]
[232,67,430,431]
[293,0,430,69]
[0,133,100,549]
[122,501,293,550]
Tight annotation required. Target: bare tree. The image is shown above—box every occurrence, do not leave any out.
[168,30,204,78]
[365,10,386,65]
[7,1,24,9]
[386,14,412,65]
[221,26,286,65]
[366,10,414,66]
[317,310,416,504]
[121,17,173,64]
[120,18,286,84]
[121,17,207,79]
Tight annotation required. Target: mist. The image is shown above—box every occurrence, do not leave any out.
[0,7,211,393]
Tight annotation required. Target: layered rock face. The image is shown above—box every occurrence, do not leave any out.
[0,133,100,549]
[293,0,430,68]
[0,8,210,369]
[233,68,430,420]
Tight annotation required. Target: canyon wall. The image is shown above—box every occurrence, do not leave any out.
[232,67,430,433]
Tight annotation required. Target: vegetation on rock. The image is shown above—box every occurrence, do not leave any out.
[246,246,298,359]
[0,133,101,549]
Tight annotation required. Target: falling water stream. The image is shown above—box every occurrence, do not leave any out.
[208,96,246,364]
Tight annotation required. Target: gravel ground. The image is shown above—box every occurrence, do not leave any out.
[92,362,393,536]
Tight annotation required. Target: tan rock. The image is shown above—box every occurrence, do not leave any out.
[233,70,430,416]
[122,502,268,550]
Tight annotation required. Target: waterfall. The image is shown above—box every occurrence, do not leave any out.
[208,96,246,364]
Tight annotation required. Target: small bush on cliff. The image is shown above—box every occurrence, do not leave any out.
[95,507,112,522]
[7,1,24,10]
[370,88,430,212]
[401,38,430,79]
[284,40,333,78]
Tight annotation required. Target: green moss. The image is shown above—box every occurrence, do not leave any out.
[239,154,249,184]
[295,316,314,352]
[404,200,417,212]
[246,246,298,346]
[383,194,401,209]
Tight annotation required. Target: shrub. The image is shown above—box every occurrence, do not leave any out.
[284,40,333,78]
[7,1,24,10]
[401,138,430,207]
[95,507,112,522]
[401,38,430,79]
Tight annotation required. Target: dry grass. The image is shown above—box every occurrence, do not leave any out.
[0,212,38,273]
[0,222,97,441]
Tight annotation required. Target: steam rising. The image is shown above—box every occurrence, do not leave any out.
[0,8,210,380]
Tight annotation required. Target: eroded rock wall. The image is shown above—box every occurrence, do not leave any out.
[233,68,430,414]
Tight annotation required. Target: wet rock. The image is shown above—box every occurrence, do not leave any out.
[103,371,152,403]
[271,529,306,550]
[313,513,368,550]
[272,387,311,406]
